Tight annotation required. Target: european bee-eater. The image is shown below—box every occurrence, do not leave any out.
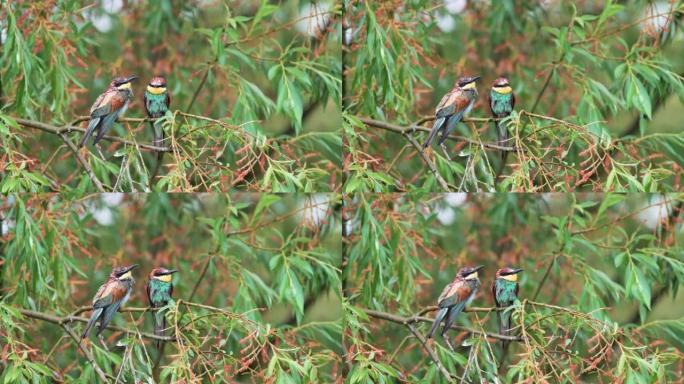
[422,76,480,160]
[427,265,484,351]
[492,267,522,350]
[146,267,177,348]
[79,75,138,148]
[489,77,515,161]
[81,264,138,340]
[143,76,170,157]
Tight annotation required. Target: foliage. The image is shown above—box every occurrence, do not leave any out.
[343,193,684,382]
[0,193,342,382]
[0,1,341,192]
[344,0,684,192]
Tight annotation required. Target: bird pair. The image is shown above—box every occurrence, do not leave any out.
[422,76,516,161]
[427,265,523,352]
[80,264,177,349]
[78,75,171,155]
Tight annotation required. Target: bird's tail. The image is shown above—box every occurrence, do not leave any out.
[427,308,448,339]
[154,310,166,349]
[499,309,512,351]
[81,308,103,340]
[148,119,165,188]
[423,117,445,150]
[92,112,119,146]
[151,120,165,160]
[79,118,100,148]
[496,120,509,163]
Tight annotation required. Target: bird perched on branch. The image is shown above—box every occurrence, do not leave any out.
[146,267,177,349]
[489,77,515,162]
[79,75,138,148]
[427,265,484,351]
[422,76,480,160]
[81,264,138,343]
[492,267,523,351]
[144,76,170,155]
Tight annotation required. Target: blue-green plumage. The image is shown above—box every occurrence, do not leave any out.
[492,267,522,351]
[147,267,176,349]
[144,76,171,165]
[489,78,516,162]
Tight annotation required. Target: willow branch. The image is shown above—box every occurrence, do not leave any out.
[60,322,112,383]
[357,116,521,152]
[403,131,450,191]
[13,118,171,152]
[362,308,521,342]
[18,308,175,342]
[58,132,106,192]
[406,322,455,383]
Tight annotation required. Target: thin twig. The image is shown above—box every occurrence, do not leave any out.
[60,322,112,383]
[186,65,212,112]
[58,133,106,192]
[406,323,455,383]
[403,133,451,191]
[188,255,213,302]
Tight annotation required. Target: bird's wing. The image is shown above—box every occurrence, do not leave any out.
[90,90,128,118]
[90,90,114,117]
[488,92,493,115]
[491,280,499,307]
[92,281,114,308]
[143,92,151,118]
[437,279,472,308]
[169,282,174,301]
[438,88,473,118]
[146,281,153,307]
[511,92,516,110]
[435,89,456,117]
[165,92,171,111]
[93,280,129,308]
[515,281,519,298]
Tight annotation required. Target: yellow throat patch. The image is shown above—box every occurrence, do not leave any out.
[466,271,479,280]
[462,81,477,90]
[493,86,513,94]
[119,271,133,280]
[117,82,132,90]
[501,273,518,282]
[146,85,167,95]
[154,274,173,282]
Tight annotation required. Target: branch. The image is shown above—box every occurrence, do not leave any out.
[59,322,112,383]
[13,118,171,152]
[58,132,106,192]
[406,322,455,383]
[17,308,175,342]
[403,131,450,191]
[357,116,522,152]
[362,308,521,342]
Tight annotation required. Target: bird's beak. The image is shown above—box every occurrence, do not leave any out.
[125,264,139,273]
[166,269,178,275]
[125,75,139,83]
[471,76,481,82]
[512,268,524,274]
[473,265,485,272]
